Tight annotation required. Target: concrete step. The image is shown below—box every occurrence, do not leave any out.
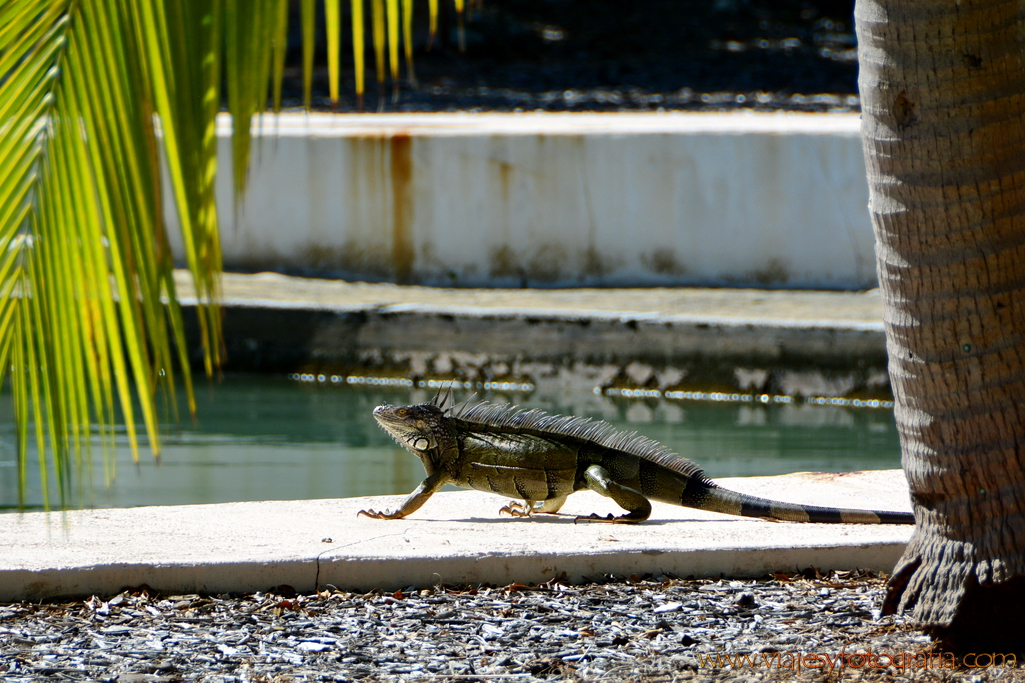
[175,270,889,397]
[0,470,912,602]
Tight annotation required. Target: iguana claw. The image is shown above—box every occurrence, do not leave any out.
[357,508,401,519]
[499,502,532,518]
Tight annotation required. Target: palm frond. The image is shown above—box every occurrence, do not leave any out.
[1,0,227,507]
[1,0,462,510]
[326,0,341,104]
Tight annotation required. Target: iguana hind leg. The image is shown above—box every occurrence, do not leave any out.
[577,464,652,524]
[537,496,568,514]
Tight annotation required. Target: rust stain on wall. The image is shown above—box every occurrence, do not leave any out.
[745,258,791,286]
[390,134,415,283]
[641,248,688,276]
[343,137,390,278]
[496,159,513,207]
[489,244,523,281]
[581,245,614,280]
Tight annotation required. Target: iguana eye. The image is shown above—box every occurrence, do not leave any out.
[412,437,431,450]
[396,408,408,417]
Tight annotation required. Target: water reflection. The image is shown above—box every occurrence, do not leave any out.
[0,374,901,511]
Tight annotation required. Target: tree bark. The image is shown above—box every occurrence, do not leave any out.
[855,0,1025,652]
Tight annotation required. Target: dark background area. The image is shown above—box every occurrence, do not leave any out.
[279,0,860,112]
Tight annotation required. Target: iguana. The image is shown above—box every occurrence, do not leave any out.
[359,395,914,524]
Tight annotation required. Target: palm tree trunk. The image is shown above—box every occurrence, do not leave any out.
[856,0,1025,652]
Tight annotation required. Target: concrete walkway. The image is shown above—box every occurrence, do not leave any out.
[0,470,912,602]
[177,270,885,328]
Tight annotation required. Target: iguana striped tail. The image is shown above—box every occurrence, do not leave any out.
[681,477,914,524]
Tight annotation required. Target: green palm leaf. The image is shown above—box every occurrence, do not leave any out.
[1,0,227,508]
[1,0,456,510]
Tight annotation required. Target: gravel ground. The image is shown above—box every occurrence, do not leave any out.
[4,569,1020,682]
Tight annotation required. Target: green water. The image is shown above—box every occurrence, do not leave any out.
[0,374,901,512]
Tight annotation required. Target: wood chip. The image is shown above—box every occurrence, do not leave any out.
[0,571,1007,681]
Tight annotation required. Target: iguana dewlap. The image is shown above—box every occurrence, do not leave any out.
[359,396,914,525]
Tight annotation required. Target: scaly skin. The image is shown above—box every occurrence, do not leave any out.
[359,398,914,525]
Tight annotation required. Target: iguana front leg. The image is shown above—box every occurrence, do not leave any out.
[358,470,448,520]
[499,495,568,518]
[576,464,652,524]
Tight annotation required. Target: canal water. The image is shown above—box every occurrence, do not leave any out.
[0,374,901,512]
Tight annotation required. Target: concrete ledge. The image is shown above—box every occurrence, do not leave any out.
[0,470,912,602]
[165,112,875,289]
[177,271,889,395]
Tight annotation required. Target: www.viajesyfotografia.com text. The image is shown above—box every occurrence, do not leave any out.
[697,643,1016,675]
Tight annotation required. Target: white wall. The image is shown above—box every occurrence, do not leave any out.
[165,112,875,289]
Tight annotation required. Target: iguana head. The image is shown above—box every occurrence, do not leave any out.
[373,403,445,455]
